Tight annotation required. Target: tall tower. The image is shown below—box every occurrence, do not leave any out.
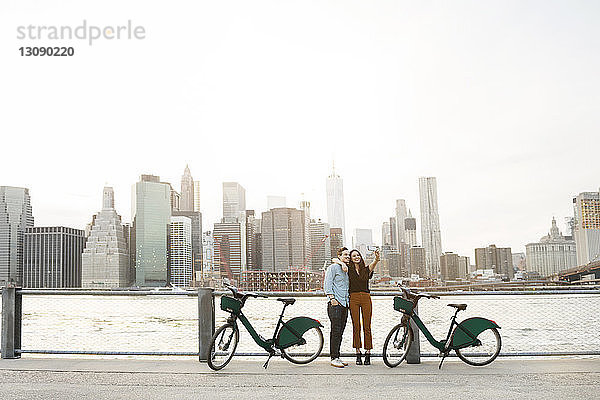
[573,191,600,265]
[222,182,246,222]
[405,210,417,247]
[193,181,201,212]
[0,186,34,286]
[395,199,408,245]
[326,162,346,241]
[180,165,194,212]
[261,208,308,272]
[419,177,443,278]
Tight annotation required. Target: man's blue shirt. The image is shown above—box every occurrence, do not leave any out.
[324,262,349,307]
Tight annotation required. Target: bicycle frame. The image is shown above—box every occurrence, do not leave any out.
[406,308,480,352]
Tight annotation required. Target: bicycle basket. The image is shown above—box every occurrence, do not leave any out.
[393,296,413,313]
[221,296,242,313]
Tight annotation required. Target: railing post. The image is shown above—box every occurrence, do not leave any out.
[406,300,420,364]
[198,288,215,362]
[1,287,22,359]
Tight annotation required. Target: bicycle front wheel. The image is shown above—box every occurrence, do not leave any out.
[207,323,239,370]
[455,328,501,366]
[383,322,413,368]
[280,326,324,364]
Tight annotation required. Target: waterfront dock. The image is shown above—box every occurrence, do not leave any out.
[0,357,598,399]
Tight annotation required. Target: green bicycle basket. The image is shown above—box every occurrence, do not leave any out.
[221,296,242,313]
[393,296,413,313]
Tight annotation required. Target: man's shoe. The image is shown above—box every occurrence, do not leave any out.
[340,358,348,366]
[330,358,344,368]
[364,353,371,365]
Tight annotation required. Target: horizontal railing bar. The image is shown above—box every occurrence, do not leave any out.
[16,290,199,296]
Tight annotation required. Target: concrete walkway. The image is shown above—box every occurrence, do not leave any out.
[0,357,598,399]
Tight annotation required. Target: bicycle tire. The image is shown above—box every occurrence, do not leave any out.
[280,326,324,364]
[207,323,239,371]
[455,327,501,366]
[382,322,413,368]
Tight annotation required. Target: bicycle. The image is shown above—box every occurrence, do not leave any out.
[207,285,324,370]
[383,288,501,369]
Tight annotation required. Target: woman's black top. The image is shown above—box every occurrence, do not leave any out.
[348,264,374,293]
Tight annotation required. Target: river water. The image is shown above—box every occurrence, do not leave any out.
[4,293,599,357]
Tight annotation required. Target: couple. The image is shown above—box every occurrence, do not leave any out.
[324,246,380,368]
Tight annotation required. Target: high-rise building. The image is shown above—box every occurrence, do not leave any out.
[419,177,443,278]
[261,208,308,272]
[409,246,427,277]
[24,227,85,288]
[382,222,392,246]
[326,163,346,241]
[193,181,201,212]
[526,218,577,277]
[309,220,331,271]
[475,244,514,279]
[267,195,286,210]
[180,165,194,212]
[0,186,34,286]
[223,182,246,222]
[395,199,408,245]
[82,187,131,288]
[440,252,470,281]
[169,216,193,287]
[405,210,418,247]
[353,229,373,257]
[389,217,398,250]
[213,222,242,280]
[244,210,261,271]
[172,210,203,284]
[573,191,600,265]
[132,175,171,287]
[329,227,343,259]
[202,230,213,278]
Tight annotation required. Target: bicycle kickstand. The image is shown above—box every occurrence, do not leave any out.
[438,352,449,369]
[263,352,275,369]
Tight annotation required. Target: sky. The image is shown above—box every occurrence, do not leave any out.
[1,1,599,260]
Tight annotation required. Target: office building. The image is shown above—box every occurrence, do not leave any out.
[525,218,577,277]
[382,221,392,247]
[82,187,131,288]
[329,227,343,259]
[261,208,308,272]
[169,216,193,287]
[409,246,427,277]
[353,228,373,257]
[0,186,34,286]
[326,163,346,240]
[193,181,201,212]
[213,222,243,280]
[172,210,203,284]
[405,210,418,247]
[573,191,600,265]
[267,195,286,210]
[419,177,443,278]
[309,219,331,271]
[180,165,194,212]
[395,199,408,245]
[132,175,171,286]
[24,226,85,288]
[440,252,470,281]
[475,244,514,279]
[223,182,246,222]
[202,230,213,278]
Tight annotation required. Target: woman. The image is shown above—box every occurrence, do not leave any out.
[348,248,380,365]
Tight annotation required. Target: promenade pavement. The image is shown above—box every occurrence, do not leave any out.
[0,356,598,399]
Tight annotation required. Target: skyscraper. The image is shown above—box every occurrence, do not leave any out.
[353,228,373,257]
[180,165,194,212]
[419,177,443,278]
[526,218,577,277]
[395,199,408,245]
[267,195,286,210]
[326,163,346,241]
[172,210,203,284]
[309,219,331,271]
[329,227,343,259]
[573,191,600,265]
[132,175,171,287]
[261,208,308,272]
[475,244,514,279]
[0,186,34,286]
[439,252,470,281]
[223,182,246,222]
[213,222,242,280]
[82,187,131,288]
[405,210,417,247]
[24,227,85,288]
[169,216,193,287]
[193,181,201,212]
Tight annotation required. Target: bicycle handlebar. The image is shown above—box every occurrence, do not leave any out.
[400,287,440,300]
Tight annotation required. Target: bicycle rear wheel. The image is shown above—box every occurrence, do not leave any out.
[280,326,324,364]
[455,328,501,366]
[382,322,413,368]
[207,323,239,370]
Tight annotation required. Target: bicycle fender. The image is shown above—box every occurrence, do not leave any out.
[277,317,323,349]
[451,317,501,349]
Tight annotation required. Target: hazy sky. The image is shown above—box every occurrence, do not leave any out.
[1,1,599,260]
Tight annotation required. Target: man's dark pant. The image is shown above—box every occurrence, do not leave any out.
[327,302,348,360]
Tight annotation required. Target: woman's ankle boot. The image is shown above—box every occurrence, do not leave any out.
[364,353,371,365]
[356,353,363,365]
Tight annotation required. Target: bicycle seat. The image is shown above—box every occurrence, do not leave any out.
[277,298,296,306]
[447,303,467,311]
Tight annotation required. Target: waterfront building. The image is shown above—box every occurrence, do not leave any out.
[213,222,242,280]
[261,208,308,272]
[172,210,203,284]
[82,187,131,288]
[326,163,346,241]
[353,228,373,257]
[169,216,192,287]
[419,177,443,278]
[395,199,408,245]
[573,191,600,265]
[201,230,213,278]
[0,186,34,286]
[405,210,418,247]
[409,246,427,278]
[223,182,246,222]
[329,227,343,259]
[193,181,201,212]
[132,175,171,287]
[267,195,286,210]
[475,244,514,279]
[180,165,194,212]
[24,226,84,288]
[309,219,331,271]
[439,252,470,281]
[525,218,577,277]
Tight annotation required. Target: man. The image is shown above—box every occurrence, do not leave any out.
[324,247,350,368]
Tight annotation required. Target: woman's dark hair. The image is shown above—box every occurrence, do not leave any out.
[349,249,366,270]
[337,247,348,257]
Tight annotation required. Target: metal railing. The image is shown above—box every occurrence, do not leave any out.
[2,287,600,359]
